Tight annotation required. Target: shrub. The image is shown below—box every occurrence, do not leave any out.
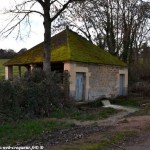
[0,81,14,120]
[0,69,73,122]
[129,64,150,85]
[129,64,150,98]
[129,82,150,98]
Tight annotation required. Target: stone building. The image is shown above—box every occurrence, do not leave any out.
[4,29,128,101]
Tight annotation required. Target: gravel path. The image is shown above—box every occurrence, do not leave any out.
[23,125,112,147]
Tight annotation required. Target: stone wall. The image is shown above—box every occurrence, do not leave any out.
[64,61,128,101]
[88,64,127,100]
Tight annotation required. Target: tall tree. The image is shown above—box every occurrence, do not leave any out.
[0,0,84,74]
[63,0,150,64]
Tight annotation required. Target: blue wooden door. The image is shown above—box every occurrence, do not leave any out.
[119,74,125,95]
[75,73,84,101]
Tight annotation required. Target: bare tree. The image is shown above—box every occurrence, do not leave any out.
[0,0,84,74]
[63,0,150,64]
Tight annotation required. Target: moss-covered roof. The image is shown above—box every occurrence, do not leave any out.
[4,29,127,67]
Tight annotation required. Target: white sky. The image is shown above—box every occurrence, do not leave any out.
[0,0,44,52]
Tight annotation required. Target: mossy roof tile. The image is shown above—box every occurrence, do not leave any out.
[4,29,127,67]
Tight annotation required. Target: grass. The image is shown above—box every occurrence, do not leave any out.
[112,97,140,107]
[0,107,121,146]
[0,119,72,146]
[0,59,26,79]
[91,131,136,150]
[144,125,150,131]
[71,108,118,121]
[50,107,119,121]
[112,97,150,116]
[132,107,150,116]
[54,131,136,150]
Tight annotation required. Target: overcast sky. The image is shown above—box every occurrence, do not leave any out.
[0,0,44,52]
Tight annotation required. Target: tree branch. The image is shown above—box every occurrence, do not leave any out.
[0,13,30,38]
[10,9,44,16]
[36,0,44,7]
[50,0,57,5]
[51,0,72,22]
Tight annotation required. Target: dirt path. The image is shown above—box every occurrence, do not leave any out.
[107,115,150,150]
[105,130,150,150]
[49,115,150,150]
[52,110,132,126]
[124,132,150,150]
[50,105,139,127]
[23,107,150,150]
[23,110,132,148]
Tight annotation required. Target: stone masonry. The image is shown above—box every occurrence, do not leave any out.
[64,62,128,101]
[88,64,127,100]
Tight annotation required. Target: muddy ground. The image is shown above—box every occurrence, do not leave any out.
[24,116,150,150]
[105,115,150,150]
[24,107,150,150]
[48,115,150,150]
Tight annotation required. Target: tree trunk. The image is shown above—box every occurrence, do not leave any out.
[43,4,51,75]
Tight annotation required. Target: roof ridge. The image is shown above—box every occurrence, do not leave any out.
[66,28,95,45]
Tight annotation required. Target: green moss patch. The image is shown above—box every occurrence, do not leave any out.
[4,29,127,67]
[112,98,140,107]
[68,31,126,66]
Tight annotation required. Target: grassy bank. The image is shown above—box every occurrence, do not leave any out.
[0,107,120,146]
[50,107,119,121]
[0,119,72,146]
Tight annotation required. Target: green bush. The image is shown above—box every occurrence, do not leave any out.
[0,69,73,122]
[129,64,150,98]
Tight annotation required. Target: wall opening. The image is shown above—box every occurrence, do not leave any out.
[31,62,64,73]
[51,62,64,73]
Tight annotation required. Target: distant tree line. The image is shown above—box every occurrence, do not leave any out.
[0,49,16,59]
[0,48,27,59]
